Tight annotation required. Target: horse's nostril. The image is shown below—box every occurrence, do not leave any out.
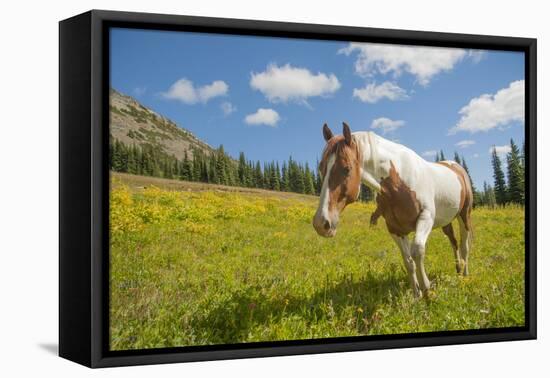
[323,220,331,231]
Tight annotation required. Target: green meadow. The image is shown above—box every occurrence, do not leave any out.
[109,173,525,351]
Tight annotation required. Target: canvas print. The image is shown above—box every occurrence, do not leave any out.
[108,28,526,351]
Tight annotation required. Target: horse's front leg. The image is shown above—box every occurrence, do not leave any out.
[411,209,434,297]
[391,234,420,298]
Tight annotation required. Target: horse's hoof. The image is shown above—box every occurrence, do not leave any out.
[456,259,465,274]
[423,289,435,301]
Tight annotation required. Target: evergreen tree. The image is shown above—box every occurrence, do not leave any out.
[238,152,247,187]
[140,147,149,175]
[288,158,305,193]
[246,160,254,188]
[506,139,524,204]
[315,170,322,195]
[440,149,446,161]
[200,158,209,182]
[454,151,461,164]
[296,165,306,194]
[254,161,263,188]
[483,181,496,208]
[192,152,202,181]
[209,154,218,184]
[270,162,280,191]
[122,143,129,172]
[215,145,227,185]
[181,151,191,180]
[163,157,173,179]
[112,139,125,172]
[491,147,507,206]
[461,156,471,180]
[304,163,316,195]
[263,163,271,189]
[281,162,290,191]
[127,144,138,174]
[275,162,281,191]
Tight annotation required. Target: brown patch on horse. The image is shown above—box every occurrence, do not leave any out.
[375,161,422,236]
[436,161,473,231]
[442,223,458,250]
[319,134,363,214]
[370,205,383,226]
[442,222,464,273]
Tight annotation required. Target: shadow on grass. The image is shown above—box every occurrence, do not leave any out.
[188,269,405,344]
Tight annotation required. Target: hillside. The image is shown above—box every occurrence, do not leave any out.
[109,89,213,160]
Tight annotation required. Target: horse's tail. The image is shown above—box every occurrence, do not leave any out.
[467,217,474,250]
[464,165,474,250]
[440,159,474,251]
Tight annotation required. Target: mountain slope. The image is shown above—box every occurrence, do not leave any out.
[109,89,213,160]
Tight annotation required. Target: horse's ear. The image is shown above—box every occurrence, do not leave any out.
[343,122,352,145]
[323,123,333,142]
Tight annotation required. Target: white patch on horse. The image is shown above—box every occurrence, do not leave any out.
[316,154,335,222]
[357,133,382,192]
[429,160,463,227]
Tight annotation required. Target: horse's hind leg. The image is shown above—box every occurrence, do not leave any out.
[458,215,472,276]
[442,223,463,274]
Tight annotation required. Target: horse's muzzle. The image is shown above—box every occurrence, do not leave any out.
[312,215,337,237]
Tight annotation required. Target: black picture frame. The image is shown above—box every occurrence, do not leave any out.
[59,9,537,368]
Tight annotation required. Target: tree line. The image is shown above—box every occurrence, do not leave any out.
[109,138,376,199]
[110,137,524,207]
[487,139,525,207]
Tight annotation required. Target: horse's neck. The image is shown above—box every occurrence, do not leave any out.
[354,132,396,192]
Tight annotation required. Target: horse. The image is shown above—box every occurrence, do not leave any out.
[312,122,473,298]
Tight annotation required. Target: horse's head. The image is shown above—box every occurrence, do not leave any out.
[313,122,362,237]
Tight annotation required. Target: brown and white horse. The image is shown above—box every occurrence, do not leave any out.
[313,122,473,298]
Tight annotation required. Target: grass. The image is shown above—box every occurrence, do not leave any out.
[109,172,525,351]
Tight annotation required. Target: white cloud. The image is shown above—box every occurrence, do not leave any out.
[353,81,408,103]
[472,153,480,158]
[221,102,236,116]
[450,80,524,134]
[489,145,512,156]
[456,140,476,148]
[339,43,481,86]
[244,108,280,127]
[250,64,341,103]
[161,78,228,104]
[370,117,405,134]
[468,50,486,64]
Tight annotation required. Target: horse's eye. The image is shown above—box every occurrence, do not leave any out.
[343,166,351,176]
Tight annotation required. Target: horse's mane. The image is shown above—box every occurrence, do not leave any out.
[367,131,379,177]
[321,135,344,159]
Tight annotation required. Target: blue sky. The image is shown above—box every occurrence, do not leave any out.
[110,28,525,188]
